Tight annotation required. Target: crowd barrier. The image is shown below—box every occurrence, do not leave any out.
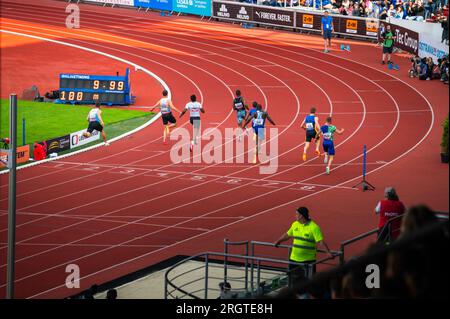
[0,145,30,168]
[84,0,212,16]
[384,17,449,63]
[78,1,448,61]
[212,1,379,40]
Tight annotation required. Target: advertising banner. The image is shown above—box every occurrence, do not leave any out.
[213,1,379,39]
[46,135,71,154]
[295,11,322,31]
[385,17,447,63]
[365,19,379,37]
[70,129,100,149]
[0,145,30,168]
[172,0,211,17]
[378,21,419,55]
[134,0,172,10]
[213,2,253,22]
[253,6,294,28]
[86,0,134,5]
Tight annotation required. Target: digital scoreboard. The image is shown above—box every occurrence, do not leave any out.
[56,68,133,106]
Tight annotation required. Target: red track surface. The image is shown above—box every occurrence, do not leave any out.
[0,0,448,298]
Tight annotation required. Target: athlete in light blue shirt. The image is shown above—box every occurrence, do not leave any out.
[321,11,334,53]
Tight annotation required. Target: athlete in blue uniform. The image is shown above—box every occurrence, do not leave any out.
[150,90,181,144]
[300,107,321,161]
[243,103,275,163]
[319,116,344,174]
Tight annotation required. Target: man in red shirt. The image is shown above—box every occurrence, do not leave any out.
[375,187,406,243]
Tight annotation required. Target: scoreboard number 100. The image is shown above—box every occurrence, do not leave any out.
[60,91,84,101]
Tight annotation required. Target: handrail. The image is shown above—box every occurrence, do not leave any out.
[339,212,449,263]
[165,251,336,299]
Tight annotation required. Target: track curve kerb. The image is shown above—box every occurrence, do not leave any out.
[0,0,446,299]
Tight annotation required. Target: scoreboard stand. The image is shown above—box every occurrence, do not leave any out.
[55,68,133,106]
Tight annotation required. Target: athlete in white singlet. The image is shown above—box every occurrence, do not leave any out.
[83,101,108,145]
[150,90,180,144]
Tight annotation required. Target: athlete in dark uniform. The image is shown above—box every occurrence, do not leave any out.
[233,89,249,142]
[300,107,321,161]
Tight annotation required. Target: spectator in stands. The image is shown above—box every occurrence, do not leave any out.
[395,4,406,18]
[424,0,437,19]
[440,13,449,44]
[352,2,361,15]
[426,57,437,79]
[439,55,449,83]
[379,7,389,18]
[406,1,426,21]
[274,207,333,287]
[218,282,234,299]
[340,263,373,298]
[387,3,397,16]
[340,0,352,14]
[375,187,406,243]
[382,205,447,298]
[419,57,430,80]
[409,55,421,77]
[106,289,118,300]
[399,204,438,236]
[83,284,98,299]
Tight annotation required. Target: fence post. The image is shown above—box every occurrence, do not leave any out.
[244,242,249,291]
[22,118,25,146]
[204,255,209,299]
[7,94,18,299]
[223,239,228,283]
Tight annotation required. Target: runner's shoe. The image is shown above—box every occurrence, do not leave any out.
[324,154,328,164]
[326,166,330,175]
[302,153,307,161]
[105,142,110,146]
[315,150,321,156]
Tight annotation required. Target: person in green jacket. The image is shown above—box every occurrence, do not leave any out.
[381,24,395,65]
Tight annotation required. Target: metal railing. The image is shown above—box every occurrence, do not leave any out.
[165,240,341,299]
[165,213,448,299]
[339,212,449,264]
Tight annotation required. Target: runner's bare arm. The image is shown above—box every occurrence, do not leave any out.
[179,108,187,118]
[97,110,105,126]
[300,118,306,130]
[200,107,205,114]
[169,100,181,113]
[266,114,276,126]
[336,128,345,134]
[243,113,255,128]
[150,100,160,112]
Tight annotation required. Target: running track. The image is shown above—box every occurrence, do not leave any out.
[0,0,448,298]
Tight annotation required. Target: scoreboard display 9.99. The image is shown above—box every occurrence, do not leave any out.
[56,68,133,106]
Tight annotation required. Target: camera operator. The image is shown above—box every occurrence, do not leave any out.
[439,56,449,84]
[409,56,421,78]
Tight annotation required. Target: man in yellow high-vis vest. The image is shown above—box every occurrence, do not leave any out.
[274,207,333,286]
